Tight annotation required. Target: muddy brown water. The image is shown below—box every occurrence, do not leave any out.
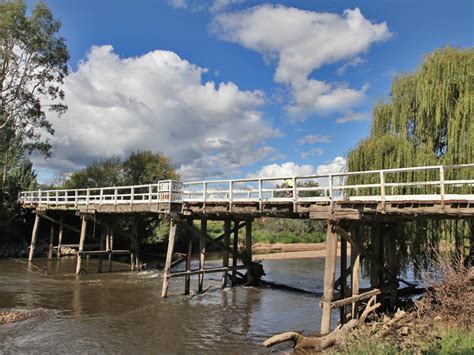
[0,255,342,353]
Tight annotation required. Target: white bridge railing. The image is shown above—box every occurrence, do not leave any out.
[18,164,474,209]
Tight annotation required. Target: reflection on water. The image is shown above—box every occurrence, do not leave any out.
[0,256,340,353]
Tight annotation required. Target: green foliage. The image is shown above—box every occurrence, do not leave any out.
[64,151,179,189]
[123,151,178,185]
[64,157,122,189]
[0,0,66,246]
[63,151,179,249]
[0,0,69,190]
[434,328,474,354]
[347,47,474,266]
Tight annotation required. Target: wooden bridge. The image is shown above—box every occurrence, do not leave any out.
[18,163,474,334]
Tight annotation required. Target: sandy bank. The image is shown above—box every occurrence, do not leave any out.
[253,242,347,260]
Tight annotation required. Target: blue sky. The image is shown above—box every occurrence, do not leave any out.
[31,0,473,182]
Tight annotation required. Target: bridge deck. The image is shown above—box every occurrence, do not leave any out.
[19,163,474,220]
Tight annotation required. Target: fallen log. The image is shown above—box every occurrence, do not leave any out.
[263,295,381,351]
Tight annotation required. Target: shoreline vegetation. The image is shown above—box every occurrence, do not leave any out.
[264,255,474,353]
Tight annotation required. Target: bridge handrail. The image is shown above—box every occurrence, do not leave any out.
[18,163,474,208]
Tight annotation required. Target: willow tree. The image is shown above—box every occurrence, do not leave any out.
[0,0,69,201]
[347,47,473,265]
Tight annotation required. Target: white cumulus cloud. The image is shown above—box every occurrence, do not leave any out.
[247,156,347,179]
[212,5,391,118]
[37,45,278,181]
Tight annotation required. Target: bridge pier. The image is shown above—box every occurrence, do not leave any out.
[28,214,41,261]
[320,220,403,333]
[161,216,252,297]
[75,215,88,274]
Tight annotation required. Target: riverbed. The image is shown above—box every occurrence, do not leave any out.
[0,256,341,353]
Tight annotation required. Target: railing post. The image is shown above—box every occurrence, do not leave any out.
[203,182,207,212]
[380,170,386,212]
[75,190,78,207]
[86,188,90,206]
[114,188,118,205]
[328,175,334,214]
[38,189,42,206]
[439,166,445,208]
[130,186,134,206]
[100,188,103,205]
[258,179,263,212]
[292,176,297,212]
[229,180,233,212]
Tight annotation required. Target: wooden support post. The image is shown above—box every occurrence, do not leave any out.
[98,226,106,273]
[57,214,64,259]
[370,223,381,288]
[161,221,178,298]
[232,219,239,286]
[130,253,135,271]
[108,228,114,272]
[48,224,55,260]
[198,219,207,293]
[340,236,347,323]
[222,220,231,288]
[76,216,88,275]
[379,224,385,287]
[184,219,193,295]
[245,219,253,284]
[387,223,398,310]
[28,214,41,261]
[350,225,360,320]
[321,222,338,335]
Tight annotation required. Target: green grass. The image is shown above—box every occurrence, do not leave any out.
[143,219,326,245]
[341,325,474,355]
[429,328,474,354]
[252,229,326,244]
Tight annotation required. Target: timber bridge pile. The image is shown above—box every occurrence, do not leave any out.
[18,163,474,334]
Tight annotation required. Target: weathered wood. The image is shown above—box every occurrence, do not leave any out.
[340,237,347,323]
[321,222,338,335]
[331,288,382,309]
[222,220,231,288]
[232,219,239,286]
[370,223,381,288]
[48,224,55,260]
[57,214,64,259]
[169,265,247,278]
[79,250,131,255]
[184,219,193,295]
[176,220,246,270]
[161,221,177,297]
[28,214,41,261]
[108,228,114,272]
[350,225,360,320]
[198,219,207,293]
[76,216,88,275]
[98,226,106,273]
[387,224,398,309]
[334,225,404,286]
[245,219,254,284]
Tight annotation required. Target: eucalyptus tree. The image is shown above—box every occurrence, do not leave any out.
[0,0,69,199]
[347,47,473,265]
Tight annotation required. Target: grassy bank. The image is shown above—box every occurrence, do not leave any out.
[342,322,473,354]
[147,218,326,245]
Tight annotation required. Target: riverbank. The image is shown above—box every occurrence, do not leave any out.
[253,242,346,260]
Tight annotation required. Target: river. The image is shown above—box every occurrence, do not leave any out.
[0,255,342,353]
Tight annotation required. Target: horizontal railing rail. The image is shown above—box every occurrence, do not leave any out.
[18,164,474,210]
